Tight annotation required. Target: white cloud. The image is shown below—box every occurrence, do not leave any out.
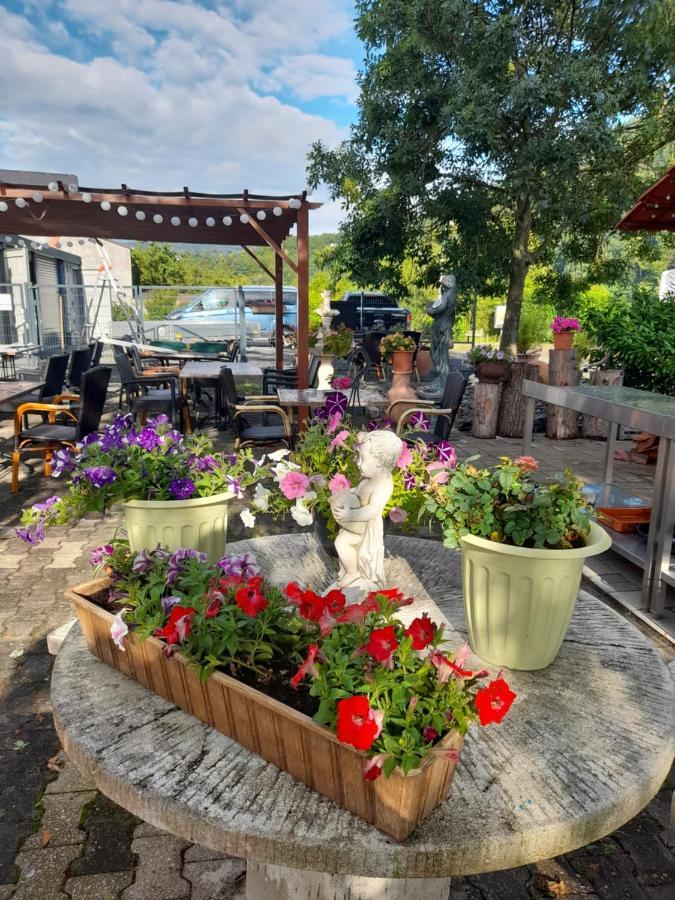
[0,1,354,233]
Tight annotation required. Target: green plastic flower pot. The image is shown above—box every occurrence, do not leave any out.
[460,521,611,671]
[123,491,233,562]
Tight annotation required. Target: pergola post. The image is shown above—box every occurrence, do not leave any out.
[296,200,309,390]
[275,254,284,371]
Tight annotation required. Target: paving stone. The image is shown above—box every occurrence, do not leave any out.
[0,886,15,900]
[65,871,134,900]
[44,751,95,794]
[464,865,531,900]
[12,845,81,900]
[183,858,246,899]
[529,856,598,896]
[121,834,190,900]
[70,793,139,876]
[21,789,96,850]
[567,839,646,900]
[131,821,170,839]
[0,556,27,570]
[613,815,675,888]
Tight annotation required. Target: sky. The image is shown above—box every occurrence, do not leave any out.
[0,0,362,234]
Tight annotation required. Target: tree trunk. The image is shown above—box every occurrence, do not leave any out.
[582,370,624,438]
[497,361,540,438]
[547,349,579,439]
[500,193,532,354]
[473,382,502,438]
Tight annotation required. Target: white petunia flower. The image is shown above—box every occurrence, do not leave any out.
[252,483,271,511]
[268,448,291,462]
[240,508,256,528]
[110,608,129,651]
[291,501,313,527]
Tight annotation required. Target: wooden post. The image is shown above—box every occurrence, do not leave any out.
[497,361,540,438]
[546,349,579,439]
[274,254,283,371]
[582,369,624,438]
[296,202,310,428]
[473,383,502,438]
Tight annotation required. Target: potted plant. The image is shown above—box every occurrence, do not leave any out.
[241,395,456,552]
[380,332,417,373]
[550,316,582,350]
[17,414,266,561]
[468,345,513,382]
[66,543,516,840]
[322,323,354,359]
[426,456,611,670]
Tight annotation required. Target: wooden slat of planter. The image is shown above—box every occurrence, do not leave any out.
[66,579,463,841]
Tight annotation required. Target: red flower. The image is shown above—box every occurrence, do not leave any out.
[155,606,195,645]
[286,583,346,622]
[474,678,517,725]
[366,587,414,611]
[364,626,398,664]
[422,726,438,742]
[430,650,475,682]
[363,755,385,781]
[235,582,268,617]
[336,696,383,751]
[405,614,435,650]
[290,644,320,689]
[205,598,222,618]
[336,595,380,624]
[284,581,304,603]
[323,589,346,616]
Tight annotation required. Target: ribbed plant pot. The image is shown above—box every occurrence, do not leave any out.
[391,350,415,374]
[460,521,611,671]
[553,332,574,350]
[123,490,233,561]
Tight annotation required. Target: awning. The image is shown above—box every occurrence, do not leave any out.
[616,165,675,232]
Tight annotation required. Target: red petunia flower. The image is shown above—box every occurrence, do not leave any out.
[364,626,398,664]
[405,614,435,650]
[336,696,383,751]
[422,726,439,742]
[363,754,385,781]
[337,595,380,624]
[322,589,346,616]
[235,583,268,617]
[430,650,475,682]
[474,678,517,725]
[205,598,223,618]
[290,644,320,689]
[155,606,195,645]
[284,581,304,603]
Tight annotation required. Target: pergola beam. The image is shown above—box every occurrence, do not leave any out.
[241,245,275,281]
[236,208,298,273]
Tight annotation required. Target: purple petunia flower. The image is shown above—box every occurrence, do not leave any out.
[15,521,45,545]
[132,548,154,574]
[33,496,59,513]
[325,391,348,415]
[409,411,430,431]
[168,477,195,500]
[313,405,330,421]
[226,475,244,499]
[90,544,114,567]
[217,552,260,580]
[137,428,162,451]
[146,414,170,427]
[166,547,207,585]
[433,440,456,465]
[78,433,100,449]
[228,452,238,465]
[51,448,75,477]
[84,466,117,488]
[164,429,183,444]
[193,455,218,471]
[161,595,182,616]
[100,430,125,452]
[404,470,417,490]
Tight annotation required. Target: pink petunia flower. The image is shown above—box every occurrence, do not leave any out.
[328,429,350,452]
[388,506,408,524]
[326,411,343,434]
[329,473,351,494]
[279,470,311,500]
[396,444,412,468]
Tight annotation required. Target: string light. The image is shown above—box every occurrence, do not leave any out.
[100,201,111,211]
[66,183,78,193]
[0,201,7,212]
[15,197,27,208]
[48,181,59,192]
[272,206,282,216]
[32,191,44,203]
[205,217,215,227]
[82,193,92,203]
[256,210,266,220]
[153,213,163,224]
[171,216,180,226]
[135,210,146,220]
[240,213,249,224]
[223,216,232,226]
[288,198,302,209]
[117,205,128,216]
[188,217,198,227]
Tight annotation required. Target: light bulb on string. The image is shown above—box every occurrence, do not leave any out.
[0,201,7,213]
[135,210,146,220]
[48,181,59,192]
[15,197,27,208]
[81,193,92,203]
[205,217,215,227]
[256,210,266,220]
[288,197,302,209]
[223,216,232,226]
[272,206,282,216]
[117,205,128,216]
[240,213,249,224]
[188,217,198,227]
[67,183,78,193]
[171,216,180,226]
[100,201,111,211]
[153,213,163,224]
[32,191,43,203]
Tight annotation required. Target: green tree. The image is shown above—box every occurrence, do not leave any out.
[131,243,186,285]
[309,0,674,351]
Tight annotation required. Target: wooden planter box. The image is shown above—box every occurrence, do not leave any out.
[66,579,464,841]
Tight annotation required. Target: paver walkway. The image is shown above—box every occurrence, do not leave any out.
[0,404,673,898]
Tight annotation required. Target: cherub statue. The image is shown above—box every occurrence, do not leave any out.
[330,430,403,597]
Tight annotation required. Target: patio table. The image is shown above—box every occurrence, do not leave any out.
[52,534,674,900]
[521,381,675,616]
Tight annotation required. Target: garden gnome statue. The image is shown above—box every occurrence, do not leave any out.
[417,273,457,400]
[330,430,403,599]
[316,290,339,389]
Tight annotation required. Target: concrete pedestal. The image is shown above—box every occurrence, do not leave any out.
[246,862,451,900]
[317,355,335,390]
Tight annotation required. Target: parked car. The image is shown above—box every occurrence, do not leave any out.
[330,291,411,332]
[166,285,297,342]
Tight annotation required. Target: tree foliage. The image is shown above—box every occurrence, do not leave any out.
[308,0,674,349]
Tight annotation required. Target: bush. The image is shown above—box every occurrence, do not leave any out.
[583,287,675,394]
[517,301,556,352]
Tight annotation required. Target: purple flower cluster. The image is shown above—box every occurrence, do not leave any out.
[367,416,393,432]
[90,544,114,566]
[51,448,76,477]
[218,552,260,579]
[166,547,207,585]
[409,411,430,431]
[226,475,244,499]
[168,477,195,500]
[137,427,162,451]
[433,440,456,466]
[550,316,581,334]
[84,466,117,488]
[15,496,62,545]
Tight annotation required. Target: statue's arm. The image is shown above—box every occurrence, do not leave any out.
[337,479,391,523]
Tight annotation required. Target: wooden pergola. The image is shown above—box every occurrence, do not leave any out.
[616,164,675,232]
[0,171,321,383]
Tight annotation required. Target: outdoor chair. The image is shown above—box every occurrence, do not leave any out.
[361,331,386,379]
[219,366,293,450]
[391,371,468,444]
[114,347,185,428]
[129,345,180,379]
[226,340,239,362]
[262,354,320,393]
[11,365,112,493]
[90,341,104,367]
[67,346,93,393]
[0,353,70,417]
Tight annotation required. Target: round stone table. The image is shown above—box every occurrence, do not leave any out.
[52,535,675,900]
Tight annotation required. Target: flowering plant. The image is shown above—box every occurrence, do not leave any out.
[322,323,354,358]
[96,544,516,777]
[247,394,457,534]
[426,456,594,550]
[379,332,416,361]
[550,316,582,334]
[468,344,513,365]
[17,414,267,545]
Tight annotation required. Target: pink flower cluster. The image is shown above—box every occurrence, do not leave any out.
[550,316,581,334]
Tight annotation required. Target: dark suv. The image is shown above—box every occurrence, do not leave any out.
[330,291,411,332]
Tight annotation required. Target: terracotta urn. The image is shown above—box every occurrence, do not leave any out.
[553,332,574,350]
[474,360,508,383]
[391,350,414,374]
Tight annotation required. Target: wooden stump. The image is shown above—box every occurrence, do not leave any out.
[547,349,579,439]
[497,362,540,438]
[582,370,624,438]
[473,382,502,438]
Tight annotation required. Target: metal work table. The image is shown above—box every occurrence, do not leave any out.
[522,381,675,615]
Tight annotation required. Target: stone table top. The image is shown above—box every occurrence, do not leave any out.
[52,535,675,880]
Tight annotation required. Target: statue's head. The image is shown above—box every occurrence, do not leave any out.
[354,430,403,477]
[439,273,455,289]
